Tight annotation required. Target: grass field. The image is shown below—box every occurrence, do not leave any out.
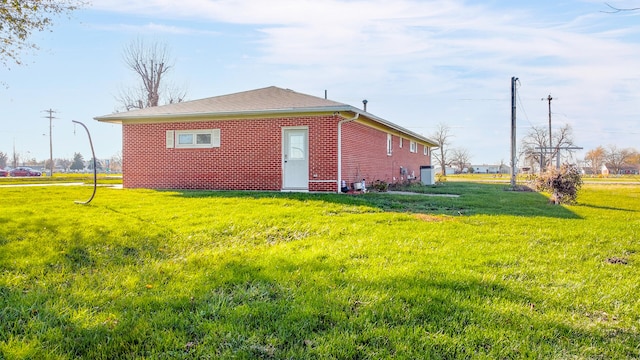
[444,173,640,184]
[0,173,122,186]
[0,179,639,359]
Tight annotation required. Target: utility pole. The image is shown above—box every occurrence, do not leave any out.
[12,138,17,168]
[546,94,553,156]
[43,109,57,176]
[510,76,518,188]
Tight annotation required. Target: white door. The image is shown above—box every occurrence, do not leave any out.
[282,128,309,190]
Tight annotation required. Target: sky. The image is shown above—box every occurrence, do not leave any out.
[1,0,639,166]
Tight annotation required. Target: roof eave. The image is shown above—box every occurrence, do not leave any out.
[94,105,355,124]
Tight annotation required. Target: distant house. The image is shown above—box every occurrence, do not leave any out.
[95,86,439,192]
[434,166,456,175]
[602,163,640,176]
[471,164,510,174]
[580,167,596,176]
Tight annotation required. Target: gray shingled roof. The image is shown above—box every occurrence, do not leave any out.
[94,86,439,146]
[95,86,349,121]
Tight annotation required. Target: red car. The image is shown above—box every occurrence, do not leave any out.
[9,167,42,177]
[0,168,8,177]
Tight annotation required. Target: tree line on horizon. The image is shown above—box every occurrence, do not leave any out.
[0,151,121,173]
[431,123,639,176]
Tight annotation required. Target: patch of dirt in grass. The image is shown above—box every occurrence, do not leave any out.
[585,310,619,323]
[606,256,628,265]
[503,184,535,192]
[413,214,451,222]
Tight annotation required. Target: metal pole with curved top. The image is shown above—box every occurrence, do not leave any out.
[72,120,97,204]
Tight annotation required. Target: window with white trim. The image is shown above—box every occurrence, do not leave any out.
[167,129,221,148]
[423,145,429,156]
[399,137,403,148]
[410,141,417,153]
[387,134,393,155]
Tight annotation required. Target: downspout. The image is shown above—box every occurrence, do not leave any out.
[337,112,359,192]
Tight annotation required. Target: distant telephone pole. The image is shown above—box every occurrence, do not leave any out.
[510,76,518,188]
[12,138,17,168]
[43,109,57,176]
[546,95,553,151]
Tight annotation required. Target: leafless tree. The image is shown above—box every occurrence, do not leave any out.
[44,158,54,172]
[430,123,453,176]
[630,151,640,166]
[164,83,188,105]
[0,151,8,168]
[117,39,186,110]
[109,152,122,172]
[584,146,606,175]
[520,126,547,172]
[520,124,576,170]
[1,0,84,68]
[605,145,636,174]
[117,85,148,111]
[498,159,509,174]
[58,158,71,171]
[450,148,471,174]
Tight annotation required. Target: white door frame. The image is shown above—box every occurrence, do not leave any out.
[282,126,309,191]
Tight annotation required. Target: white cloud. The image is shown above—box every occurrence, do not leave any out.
[90,22,220,36]
[84,0,640,158]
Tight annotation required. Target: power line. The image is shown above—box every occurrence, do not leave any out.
[515,85,533,128]
[457,98,506,101]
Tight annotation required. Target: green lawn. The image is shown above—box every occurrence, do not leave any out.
[0,181,638,359]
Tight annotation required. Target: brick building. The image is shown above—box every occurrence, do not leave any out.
[95,86,438,192]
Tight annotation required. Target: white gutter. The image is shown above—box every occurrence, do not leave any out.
[337,112,359,192]
[94,105,356,124]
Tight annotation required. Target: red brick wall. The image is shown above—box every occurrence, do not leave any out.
[341,121,431,188]
[122,115,339,190]
[121,114,431,191]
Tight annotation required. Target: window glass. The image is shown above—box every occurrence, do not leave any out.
[289,134,305,160]
[196,133,212,145]
[174,129,220,148]
[178,134,193,145]
[410,141,417,153]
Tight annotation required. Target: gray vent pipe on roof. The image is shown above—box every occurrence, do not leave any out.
[362,99,368,112]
